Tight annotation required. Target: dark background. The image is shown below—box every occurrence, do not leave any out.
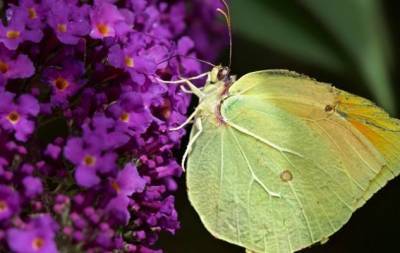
[160,1,400,252]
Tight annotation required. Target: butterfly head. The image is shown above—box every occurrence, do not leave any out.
[200,65,234,109]
[209,65,230,84]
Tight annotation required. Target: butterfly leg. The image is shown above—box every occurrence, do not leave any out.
[156,71,209,84]
[169,106,201,131]
[180,85,195,94]
[156,71,209,96]
[156,77,205,98]
[178,78,205,98]
[181,118,203,171]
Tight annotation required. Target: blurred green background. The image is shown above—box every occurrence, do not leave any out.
[160,0,400,252]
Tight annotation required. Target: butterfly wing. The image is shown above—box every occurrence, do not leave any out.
[186,70,400,253]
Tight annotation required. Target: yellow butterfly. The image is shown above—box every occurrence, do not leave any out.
[180,66,400,253]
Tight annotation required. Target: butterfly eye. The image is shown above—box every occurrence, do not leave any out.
[217,67,230,81]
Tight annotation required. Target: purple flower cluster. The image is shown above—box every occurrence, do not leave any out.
[0,0,224,252]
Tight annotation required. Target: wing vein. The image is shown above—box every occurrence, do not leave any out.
[215,131,225,233]
[233,136,241,244]
[227,121,303,158]
[287,180,315,243]
[229,128,281,198]
[307,122,361,210]
[314,120,368,191]
[246,179,255,247]
[264,153,317,243]
[285,154,335,241]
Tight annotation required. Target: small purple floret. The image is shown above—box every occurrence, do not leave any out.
[7,215,58,253]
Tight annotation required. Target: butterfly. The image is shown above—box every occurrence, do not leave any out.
[156,1,400,252]
[159,65,400,253]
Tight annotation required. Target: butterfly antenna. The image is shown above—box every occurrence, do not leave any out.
[156,54,216,68]
[181,55,216,68]
[217,0,232,67]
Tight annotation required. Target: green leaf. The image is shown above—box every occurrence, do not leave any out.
[300,0,394,113]
[231,0,346,73]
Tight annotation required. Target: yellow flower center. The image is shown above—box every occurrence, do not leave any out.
[96,24,109,36]
[28,7,37,19]
[32,237,45,250]
[124,56,135,68]
[0,61,9,74]
[57,24,67,33]
[7,111,20,124]
[54,77,69,91]
[83,155,96,166]
[0,201,8,212]
[111,181,121,193]
[119,112,130,122]
[6,30,20,40]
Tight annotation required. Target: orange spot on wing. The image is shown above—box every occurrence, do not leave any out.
[349,119,383,147]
